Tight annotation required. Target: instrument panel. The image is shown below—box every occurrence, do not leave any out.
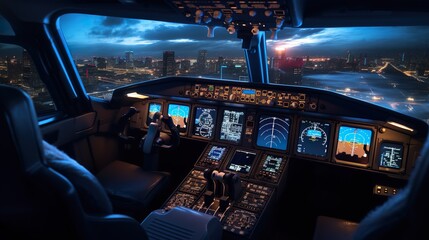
[129,97,415,176]
[117,78,426,239]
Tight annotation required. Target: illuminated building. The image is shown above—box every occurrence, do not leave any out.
[162,51,175,76]
[125,51,134,69]
[197,50,207,74]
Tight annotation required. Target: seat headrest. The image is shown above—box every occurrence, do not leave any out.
[0,84,45,172]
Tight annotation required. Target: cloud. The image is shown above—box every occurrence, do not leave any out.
[276,28,325,39]
[89,25,141,38]
[101,17,125,26]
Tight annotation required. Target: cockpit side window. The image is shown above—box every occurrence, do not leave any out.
[0,43,57,115]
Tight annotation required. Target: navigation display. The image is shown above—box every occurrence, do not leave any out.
[226,149,257,174]
[256,115,290,151]
[297,120,331,158]
[379,142,403,170]
[219,109,245,143]
[335,126,373,165]
[261,154,284,173]
[146,102,162,126]
[207,145,227,161]
[167,103,190,131]
[192,107,217,139]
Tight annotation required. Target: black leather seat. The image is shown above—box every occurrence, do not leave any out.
[353,135,429,240]
[0,85,147,239]
[97,160,170,220]
[313,134,429,240]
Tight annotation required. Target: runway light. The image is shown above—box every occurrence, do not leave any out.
[387,121,414,132]
[407,97,415,101]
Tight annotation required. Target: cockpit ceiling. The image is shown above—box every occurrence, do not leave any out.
[1,0,429,28]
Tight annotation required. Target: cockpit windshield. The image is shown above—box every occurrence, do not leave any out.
[59,14,429,122]
[267,26,429,122]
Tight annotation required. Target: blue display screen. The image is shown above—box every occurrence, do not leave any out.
[335,126,372,164]
[168,103,190,131]
[207,145,226,161]
[296,119,331,158]
[146,102,162,126]
[242,89,256,95]
[192,107,217,139]
[256,115,290,151]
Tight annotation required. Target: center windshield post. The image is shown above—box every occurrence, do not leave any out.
[238,28,269,84]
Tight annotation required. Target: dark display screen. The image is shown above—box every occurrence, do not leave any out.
[192,107,217,139]
[146,102,162,126]
[256,115,290,151]
[296,120,331,158]
[219,109,245,143]
[261,154,284,173]
[379,142,403,170]
[167,103,190,131]
[226,150,257,174]
[335,126,372,165]
[207,145,227,161]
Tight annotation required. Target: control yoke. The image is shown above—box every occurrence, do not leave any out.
[140,112,180,170]
[118,106,139,141]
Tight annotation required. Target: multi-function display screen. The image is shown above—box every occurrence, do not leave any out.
[296,119,331,158]
[335,126,373,165]
[146,102,162,126]
[192,107,217,139]
[256,115,290,151]
[219,109,245,143]
[261,154,284,173]
[379,142,403,170]
[167,103,190,132]
[207,145,227,161]
[226,150,257,174]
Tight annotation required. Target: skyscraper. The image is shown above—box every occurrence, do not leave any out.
[125,51,134,69]
[22,49,42,89]
[162,51,175,76]
[197,50,207,73]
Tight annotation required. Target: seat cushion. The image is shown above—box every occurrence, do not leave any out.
[96,160,170,216]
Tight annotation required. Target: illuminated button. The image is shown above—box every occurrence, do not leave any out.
[376,186,382,194]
